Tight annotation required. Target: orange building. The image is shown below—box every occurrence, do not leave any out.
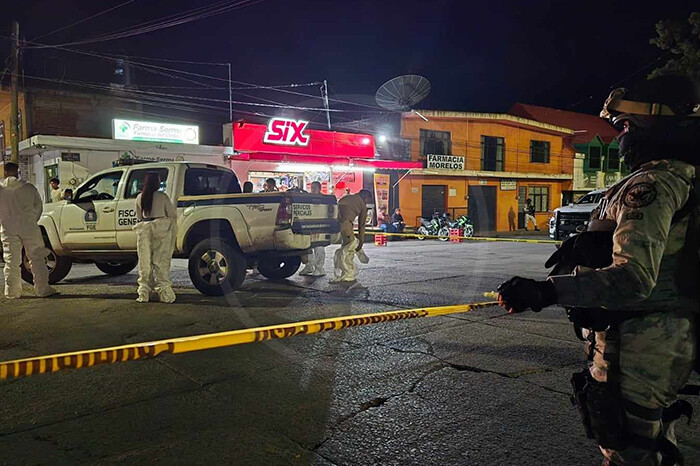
[399,110,575,232]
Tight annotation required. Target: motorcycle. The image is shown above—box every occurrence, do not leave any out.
[454,215,475,238]
[415,214,450,241]
[441,213,475,239]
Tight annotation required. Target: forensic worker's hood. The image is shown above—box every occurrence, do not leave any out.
[0,176,28,191]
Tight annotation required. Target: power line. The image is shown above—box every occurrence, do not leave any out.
[30,0,266,48]
[7,35,385,110]
[32,0,139,41]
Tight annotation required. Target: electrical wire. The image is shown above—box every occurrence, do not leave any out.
[30,0,266,48]
[7,35,385,110]
[32,0,139,41]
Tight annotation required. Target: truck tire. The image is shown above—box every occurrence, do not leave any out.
[21,247,73,285]
[257,256,301,280]
[95,261,137,276]
[188,238,246,296]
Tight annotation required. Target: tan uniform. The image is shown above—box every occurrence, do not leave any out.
[332,194,367,282]
[338,194,367,245]
[550,159,697,465]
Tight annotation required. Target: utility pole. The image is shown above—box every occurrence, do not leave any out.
[321,80,331,130]
[227,63,232,122]
[10,21,20,163]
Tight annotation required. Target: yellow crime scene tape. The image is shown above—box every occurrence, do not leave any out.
[0,301,499,382]
[372,231,561,245]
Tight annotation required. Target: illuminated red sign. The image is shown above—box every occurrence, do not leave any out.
[233,120,375,159]
[263,118,310,146]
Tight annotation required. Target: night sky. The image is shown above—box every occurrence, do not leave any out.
[3,0,697,136]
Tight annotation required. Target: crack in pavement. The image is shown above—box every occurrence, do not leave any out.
[311,362,444,454]
[376,341,571,397]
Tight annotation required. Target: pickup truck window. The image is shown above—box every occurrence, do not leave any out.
[184,168,241,196]
[577,193,603,205]
[75,171,123,202]
[125,168,169,199]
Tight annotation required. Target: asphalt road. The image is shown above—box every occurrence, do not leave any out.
[1,239,698,465]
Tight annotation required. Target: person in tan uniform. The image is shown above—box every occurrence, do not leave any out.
[498,75,700,465]
[331,189,373,282]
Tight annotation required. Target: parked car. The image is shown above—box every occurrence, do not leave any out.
[23,162,339,295]
[549,189,605,240]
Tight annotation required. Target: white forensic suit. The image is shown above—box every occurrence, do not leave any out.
[133,191,177,303]
[50,187,63,203]
[0,177,56,299]
[330,194,367,282]
[299,246,326,276]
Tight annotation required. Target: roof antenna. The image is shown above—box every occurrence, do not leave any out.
[375,75,431,120]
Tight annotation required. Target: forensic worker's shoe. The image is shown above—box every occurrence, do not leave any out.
[312,270,326,277]
[299,265,315,276]
[158,289,176,304]
[136,293,149,303]
[36,288,59,298]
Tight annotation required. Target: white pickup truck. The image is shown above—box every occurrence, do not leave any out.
[22,161,340,295]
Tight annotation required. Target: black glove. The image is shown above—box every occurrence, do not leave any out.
[497,276,557,314]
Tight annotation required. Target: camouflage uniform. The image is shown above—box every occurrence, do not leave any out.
[549,159,697,465]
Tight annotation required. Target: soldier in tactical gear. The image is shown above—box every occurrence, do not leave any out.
[498,75,700,466]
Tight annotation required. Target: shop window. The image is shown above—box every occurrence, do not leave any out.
[589,146,602,170]
[481,135,505,171]
[528,186,549,213]
[184,168,241,195]
[529,140,550,163]
[607,147,620,171]
[124,168,169,199]
[420,129,451,157]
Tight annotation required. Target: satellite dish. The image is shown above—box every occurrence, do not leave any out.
[375,75,431,111]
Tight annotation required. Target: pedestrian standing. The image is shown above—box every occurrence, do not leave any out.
[263,178,278,192]
[299,181,327,277]
[0,162,58,299]
[331,189,373,282]
[497,75,700,465]
[523,198,538,231]
[49,178,63,203]
[133,172,177,303]
[242,181,254,193]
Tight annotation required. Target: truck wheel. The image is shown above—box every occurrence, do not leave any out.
[95,261,137,276]
[188,238,246,296]
[21,248,73,285]
[257,256,301,280]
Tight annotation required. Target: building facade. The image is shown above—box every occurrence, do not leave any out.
[509,103,624,203]
[399,110,575,232]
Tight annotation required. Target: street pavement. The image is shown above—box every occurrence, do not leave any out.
[1,239,698,465]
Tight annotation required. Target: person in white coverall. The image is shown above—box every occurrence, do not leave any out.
[133,172,177,303]
[0,163,57,299]
[299,181,327,277]
[330,189,373,283]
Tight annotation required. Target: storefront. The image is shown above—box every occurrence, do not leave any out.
[12,134,232,203]
[227,118,419,202]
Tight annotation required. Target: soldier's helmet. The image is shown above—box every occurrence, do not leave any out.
[600,75,700,129]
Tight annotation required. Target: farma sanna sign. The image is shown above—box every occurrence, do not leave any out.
[113,119,199,145]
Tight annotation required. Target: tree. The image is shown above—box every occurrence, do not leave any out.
[648,12,700,81]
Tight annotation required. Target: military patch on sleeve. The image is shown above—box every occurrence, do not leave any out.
[625,212,643,220]
[622,182,657,208]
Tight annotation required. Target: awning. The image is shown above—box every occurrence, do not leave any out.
[229,152,421,170]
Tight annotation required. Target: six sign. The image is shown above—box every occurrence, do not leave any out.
[263,118,310,146]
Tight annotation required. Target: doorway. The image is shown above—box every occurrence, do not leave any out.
[468,185,496,233]
[421,185,446,218]
[44,165,58,202]
[518,186,526,229]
